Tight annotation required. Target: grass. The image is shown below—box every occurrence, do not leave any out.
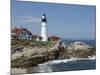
[12,39,55,48]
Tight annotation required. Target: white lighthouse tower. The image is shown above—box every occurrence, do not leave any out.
[41,14,48,41]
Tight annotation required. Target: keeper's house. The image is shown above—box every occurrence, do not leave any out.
[11,27,33,40]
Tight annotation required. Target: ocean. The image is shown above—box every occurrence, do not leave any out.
[47,59,96,72]
[27,58,96,73]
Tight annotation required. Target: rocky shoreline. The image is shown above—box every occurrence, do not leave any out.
[11,40,96,74]
[11,56,96,74]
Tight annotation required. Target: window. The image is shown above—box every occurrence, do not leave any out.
[19,36,22,39]
[22,32,26,35]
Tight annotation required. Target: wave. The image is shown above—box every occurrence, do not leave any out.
[43,56,96,65]
[37,63,52,72]
[88,55,96,60]
[35,56,96,72]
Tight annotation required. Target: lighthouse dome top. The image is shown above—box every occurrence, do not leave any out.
[42,14,47,22]
[43,13,46,17]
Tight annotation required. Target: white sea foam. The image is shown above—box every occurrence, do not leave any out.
[38,63,52,72]
[43,56,96,65]
[35,56,96,72]
[88,55,96,60]
[28,56,96,73]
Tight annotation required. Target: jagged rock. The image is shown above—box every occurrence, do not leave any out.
[11,46,61,68]
[11,47,50,68]
[67,41,92,51]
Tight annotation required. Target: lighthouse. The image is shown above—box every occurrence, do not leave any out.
[41,14,48,41]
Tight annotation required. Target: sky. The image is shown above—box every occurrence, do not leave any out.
[11,0,96,40]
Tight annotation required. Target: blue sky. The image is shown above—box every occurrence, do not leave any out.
[11,0,96,40]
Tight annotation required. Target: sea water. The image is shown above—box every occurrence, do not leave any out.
[47,59,96,72]
[27,58,96,73]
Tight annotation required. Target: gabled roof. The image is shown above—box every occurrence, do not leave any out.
[11,27,32,35]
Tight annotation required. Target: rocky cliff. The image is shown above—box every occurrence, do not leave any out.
[11,40,95,68]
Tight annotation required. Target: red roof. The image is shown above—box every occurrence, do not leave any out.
[11,27,32,35]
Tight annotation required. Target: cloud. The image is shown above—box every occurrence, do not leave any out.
[19,16,41,23]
